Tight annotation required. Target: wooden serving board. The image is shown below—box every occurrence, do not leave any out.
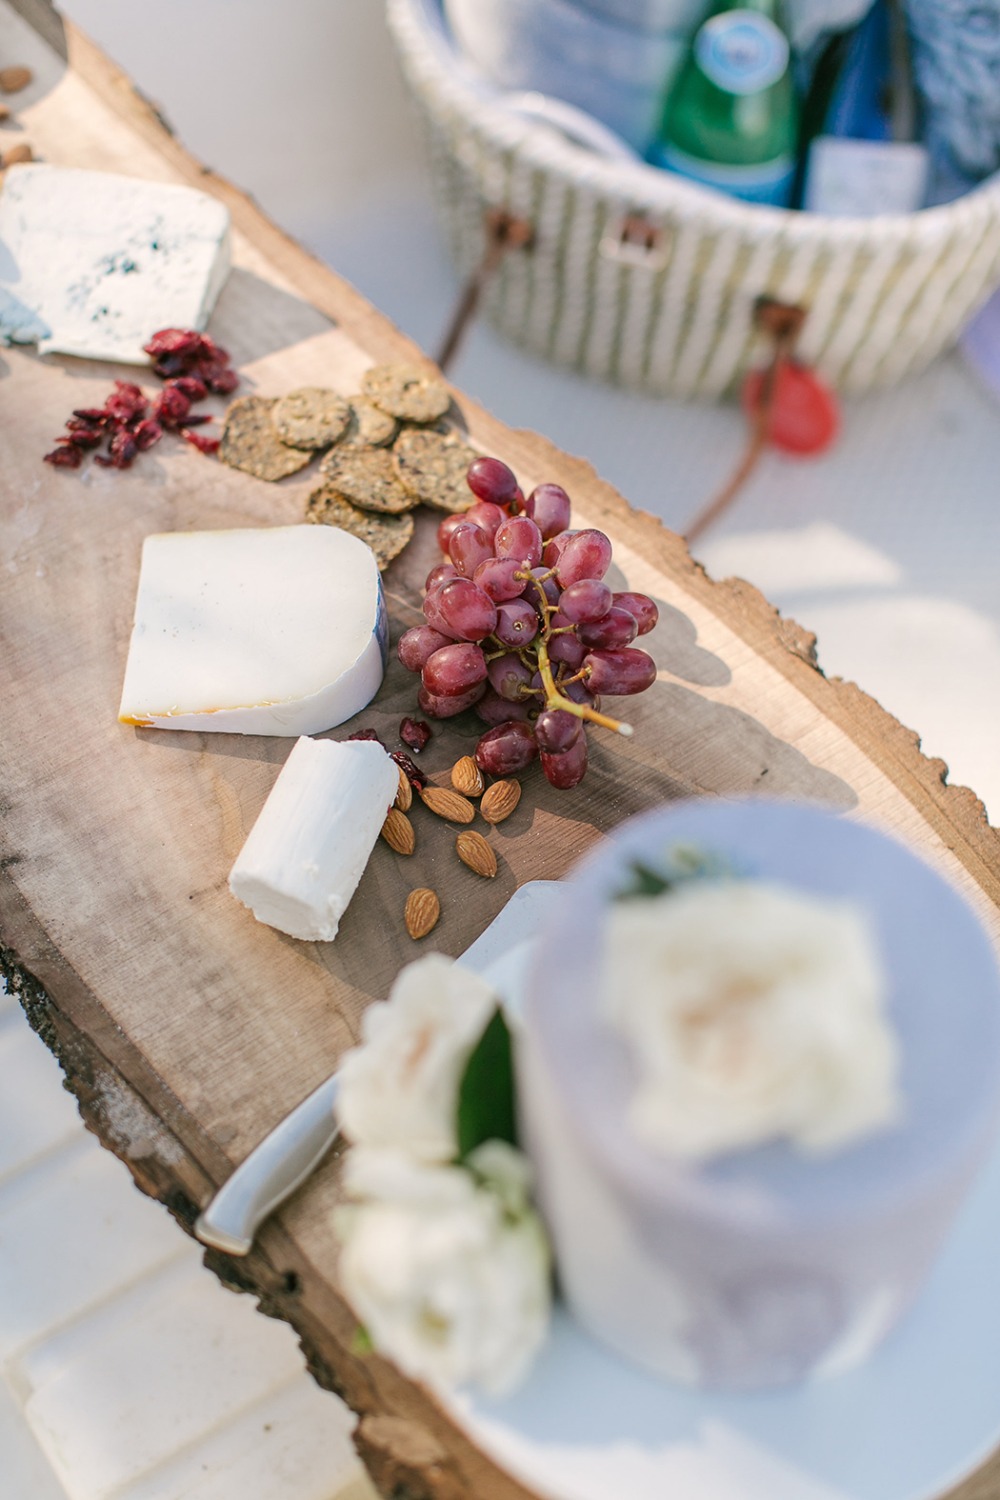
[2,5,999,1498]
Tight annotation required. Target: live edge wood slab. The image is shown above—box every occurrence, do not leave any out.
[2,5,999,1498]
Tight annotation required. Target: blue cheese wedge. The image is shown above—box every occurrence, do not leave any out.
[118,526,388,736]
[0,164,230,364]
[229,736,399,941]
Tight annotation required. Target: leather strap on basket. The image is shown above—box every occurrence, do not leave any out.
[435,208,534,374]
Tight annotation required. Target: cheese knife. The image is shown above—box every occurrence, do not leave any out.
[194,881,556,1255]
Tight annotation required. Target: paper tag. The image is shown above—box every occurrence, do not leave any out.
[804,136,930,217]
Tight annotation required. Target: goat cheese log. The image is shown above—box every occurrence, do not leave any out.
[229,737,398,941]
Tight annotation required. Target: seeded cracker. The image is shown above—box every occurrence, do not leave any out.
[307,485,414,569]
[220,396,313,481]
[317,445,417,514]
[362,362,451,424]
[272,388,351,450]
[343,396,398,448]
[392,428,479,513]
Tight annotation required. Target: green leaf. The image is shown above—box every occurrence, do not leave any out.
[456,1007,517,1159]
[615,844,738,902]
[615,859,675,900]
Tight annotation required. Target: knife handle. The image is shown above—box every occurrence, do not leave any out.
[193,885,556,1256]
[194,1073,341,1256]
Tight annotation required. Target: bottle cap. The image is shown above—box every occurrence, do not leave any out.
[695,9,789,95]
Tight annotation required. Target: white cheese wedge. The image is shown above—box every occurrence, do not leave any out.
[229,736,399,941]
[0,164,230,364]
[118,525,388,736]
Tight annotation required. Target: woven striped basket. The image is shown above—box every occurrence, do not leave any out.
[387,0,1000,398]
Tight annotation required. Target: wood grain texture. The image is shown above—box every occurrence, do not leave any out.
[1,6,998,1497]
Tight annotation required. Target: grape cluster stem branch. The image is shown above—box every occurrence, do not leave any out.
[536,641,633,738]
[515,571,630,736]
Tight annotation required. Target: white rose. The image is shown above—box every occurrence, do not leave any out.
[603,880,902,1160]
[336,954,497,1162]
[337,1148,551,1396]
[465,1138,536,1217]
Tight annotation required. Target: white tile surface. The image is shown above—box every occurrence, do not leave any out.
[699,523,903,597]
[0,1135,183,1360]
[765,592,1000,821]
[0,991,373,1500]
[0,1008,86,1184]
[117,1377,368,1500]
[0,1376,68,1500]
[18,1255,310,1500]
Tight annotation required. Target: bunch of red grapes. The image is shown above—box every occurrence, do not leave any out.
[396,458,658,790]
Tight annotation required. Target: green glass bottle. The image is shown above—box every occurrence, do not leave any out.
[648,1,799,207]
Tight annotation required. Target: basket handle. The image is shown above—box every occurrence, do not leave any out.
[435,207,535,373]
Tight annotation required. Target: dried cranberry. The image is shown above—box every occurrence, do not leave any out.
[104,381,148,424]
[194,333,229,363]
[154,386,192,426]
[91,427,138,468]
[106,428,139,467]
[180,429,220,455]
[143,327,206,359]
[170,375,208,402]
[133,418,164,451]
[64,428,103,449]
[346,728,386,746]
[198,361,238,395]
[152,353,187,380]
[48,330,233,474]
[180,412,212,427]
[215,368,239,394]
[43,443,83,468]
[390,749,427,791]
[399,717,432,753]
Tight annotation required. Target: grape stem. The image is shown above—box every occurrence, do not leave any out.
[483,570,635,737]
[536,639,633,738]
[517,570,633,736]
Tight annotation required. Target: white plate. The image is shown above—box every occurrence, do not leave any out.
[450,941,1000,1500]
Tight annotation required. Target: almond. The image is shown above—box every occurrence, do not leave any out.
[451,755,485,798]
[456,829,497,878]
[480,778,521,824]
[0,67,33,94]
[419,785,475,824]
[405,888,440,940]
[2,142,33,167]
[380,807,415,855]
[394,764,413,812]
